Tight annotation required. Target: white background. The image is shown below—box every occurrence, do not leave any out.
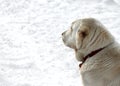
[0,0,120,86]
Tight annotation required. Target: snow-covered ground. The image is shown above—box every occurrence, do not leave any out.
[0,0,120,86]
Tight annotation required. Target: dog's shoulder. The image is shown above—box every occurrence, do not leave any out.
[81,42,120,72]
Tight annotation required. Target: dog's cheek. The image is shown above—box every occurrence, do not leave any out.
[75,50,84,61]
[66,37,75,48]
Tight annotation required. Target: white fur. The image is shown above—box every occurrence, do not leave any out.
[62,18,120,86]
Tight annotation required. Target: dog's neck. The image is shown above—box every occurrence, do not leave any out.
[79,42,114,68]
[79,48,104,68]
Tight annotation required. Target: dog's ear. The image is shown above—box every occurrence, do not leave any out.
[76,26,89,49]
[78,29,88,38]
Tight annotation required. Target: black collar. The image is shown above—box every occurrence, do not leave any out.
[79,47,105,68]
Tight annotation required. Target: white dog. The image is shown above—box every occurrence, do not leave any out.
[62,18,120,86]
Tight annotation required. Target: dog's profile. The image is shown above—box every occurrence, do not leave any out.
[62,18,120,86]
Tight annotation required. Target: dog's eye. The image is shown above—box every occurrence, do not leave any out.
[70,27,73,31]
[71,27,73,32]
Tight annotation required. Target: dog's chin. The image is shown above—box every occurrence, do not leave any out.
[65,44,76,49]
[62,41,76,49]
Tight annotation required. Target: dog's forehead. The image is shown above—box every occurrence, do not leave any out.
[72,20,82,29]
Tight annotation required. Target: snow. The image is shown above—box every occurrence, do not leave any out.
[0,0,120,86]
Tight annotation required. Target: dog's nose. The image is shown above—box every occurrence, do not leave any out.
[62,32,65,36]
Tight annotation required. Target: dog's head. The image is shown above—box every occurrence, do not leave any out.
[62,18,114,61]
